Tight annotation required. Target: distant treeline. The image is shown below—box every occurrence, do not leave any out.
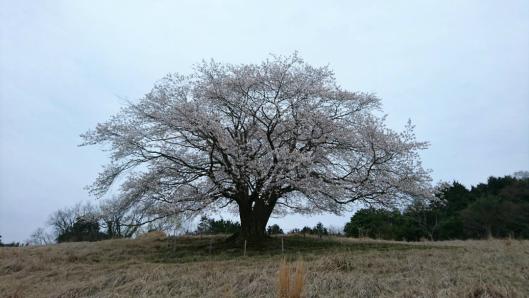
[199,172,529,242]
[4,173,527,246]
[194,216,327,237]
[0,235,25,247]
[344,174,529,241]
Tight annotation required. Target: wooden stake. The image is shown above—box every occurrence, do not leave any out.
[243,240,247,257]
[281,237,284,254]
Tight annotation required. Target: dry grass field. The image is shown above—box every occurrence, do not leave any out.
[1,235,528,297]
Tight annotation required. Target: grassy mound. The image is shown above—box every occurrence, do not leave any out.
[149,235,437,263]
[1,236,527,297]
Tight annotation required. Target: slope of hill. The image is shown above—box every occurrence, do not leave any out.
[1,235,528,297]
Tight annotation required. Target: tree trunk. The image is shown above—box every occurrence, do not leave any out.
[237,199,273,243]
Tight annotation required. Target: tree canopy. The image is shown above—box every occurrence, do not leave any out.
[82,53,431,242]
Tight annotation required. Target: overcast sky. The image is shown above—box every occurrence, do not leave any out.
[1,1,528,242]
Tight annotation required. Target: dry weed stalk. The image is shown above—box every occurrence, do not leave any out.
[278,258,304,298]
[292,260,304,297]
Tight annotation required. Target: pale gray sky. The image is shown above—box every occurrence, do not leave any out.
[1,1,528,242]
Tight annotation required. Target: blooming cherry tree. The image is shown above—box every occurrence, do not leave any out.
[82,54,431,242]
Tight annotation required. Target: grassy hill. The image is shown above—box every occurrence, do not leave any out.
[1,235,528,297]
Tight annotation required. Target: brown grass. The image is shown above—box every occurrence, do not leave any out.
[1,236,528,297]
[278,258,304,298]
[278,258,290,297]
